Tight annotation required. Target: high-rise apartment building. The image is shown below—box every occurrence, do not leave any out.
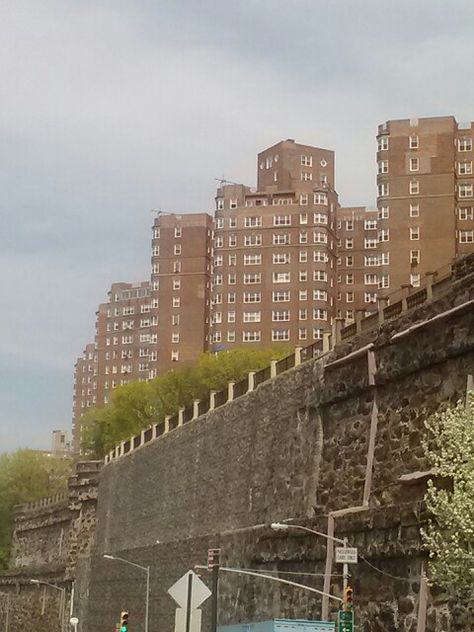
[95,281,156,407]
[336,207,379,320]
[210,139,339,349]
[376,116,474,293]
[72,343,97,451]
[150,212,213,371]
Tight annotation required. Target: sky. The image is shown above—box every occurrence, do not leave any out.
[1,0,474,452]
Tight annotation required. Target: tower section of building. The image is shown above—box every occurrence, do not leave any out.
[71,343,97,452]
[150,212,213,372]
[210,139,339,350]
[95,281,155,407]
[336,207,379,321]
[376,116,474,294]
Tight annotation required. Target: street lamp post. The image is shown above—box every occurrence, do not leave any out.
[270,522,349,614]
[30,579,66,632]
[103,554,150,632]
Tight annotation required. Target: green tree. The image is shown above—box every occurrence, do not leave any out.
[81,346,292,457]
[0,450,71,570]
[422,392,474,592]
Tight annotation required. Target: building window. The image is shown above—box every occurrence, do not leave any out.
[299,308,307,320]
[228,234,237,247]
[243,331,261,343]
[243,292,261,303]
[299,289,308,301]
[409,135,419,149]
[313,289,327,301]
[377,160,388,174]
[346,292,354,303]
[345,238,353,249]
[313,231,327,244]
[228,311,236,323]
[215,236,223,248]
[273,272,290,283]
[364,219,377,230]
[409,180,419,194]
[244,254,262,265]
[459,207,474,220]
[314,193,327,205]
[243,272,261,284]
[244,234,262,246]
[245,216,262,227]
[378,229,389,242]
[172,297,181,307]
[216,217,224,229]
[171,350,179,362]
[214,255,223,267]
[380,252,390,265]
[299,328,307,340]
[364,273,378,285]
[229,217,237,228]
[173,279,181,290]
[301,171,313,181]
[378,206,389,220]
[153,227,160,239]
[272,310,290,322]
[228,273,236,284]
[301,155,313,167]
[272,329,290,341]
[410,227,420,240]
[314,213,328,225]
[378,183,389,197]
[314,270,327,282]
[378,274,390,289]
[346,255,353,266]
[459,183,473,198]
[458,161,473,175]
[229,254,237,266]
[460,230,474,243]
[299,270,308,282]
[410,203,420,217]
[458,138,472,152]
[409,157,419,172]
[273,233,290,245]
[244,311,261,323]
[273,253,290,264]
[364,292,377,304]
[410,249,420,264]
[273,215,291,226]
[174,226,182,238]
[229,199,238,209]
[377,136,389,151]
[300,195,308,207]
[227,292,236,303]
[410,273,421,287]
[174,244,182,255]
[299,231,308,244]
[172,314,180,325]
[313,251,329,262]
[273,290,290,302]
[227,331,235,342]
[171,332,180,343]
[299,250,308,263]
[313,308,328,320]
[364,238,377,249]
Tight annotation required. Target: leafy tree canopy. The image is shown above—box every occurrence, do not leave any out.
[0,450,71,570]
[422,392,474,593]
[80,346,291,457]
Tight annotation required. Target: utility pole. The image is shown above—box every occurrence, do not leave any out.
[207,548,220,632]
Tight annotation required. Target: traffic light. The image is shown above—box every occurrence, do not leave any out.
[344,586,353,611]
[119,611,129,632]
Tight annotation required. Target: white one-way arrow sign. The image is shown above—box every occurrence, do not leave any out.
[168,570,211,609]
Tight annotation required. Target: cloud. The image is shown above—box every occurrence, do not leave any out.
[1,0,474,449]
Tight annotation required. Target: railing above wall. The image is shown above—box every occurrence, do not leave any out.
[104,254,473,466]
[16,492,69,513]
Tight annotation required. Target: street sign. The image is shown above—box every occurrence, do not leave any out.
[338,610,353,632]
[335,547,358,564]
[168,570,212,609]
[69,618,79,625]
[175,607,202,632]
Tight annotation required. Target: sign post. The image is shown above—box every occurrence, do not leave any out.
[168,570,212,632]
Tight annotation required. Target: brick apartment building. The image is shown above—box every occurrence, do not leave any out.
[209,139,340,349]
[72,121,474,451]
[336,206,380,320]
[150,212,213,371]
[376,115,474,293]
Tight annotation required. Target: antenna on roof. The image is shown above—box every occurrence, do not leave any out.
[214,176,240,186]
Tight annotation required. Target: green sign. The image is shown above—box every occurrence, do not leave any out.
[338,610,353,632]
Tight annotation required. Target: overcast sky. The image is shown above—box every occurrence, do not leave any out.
[1,0,474,452]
